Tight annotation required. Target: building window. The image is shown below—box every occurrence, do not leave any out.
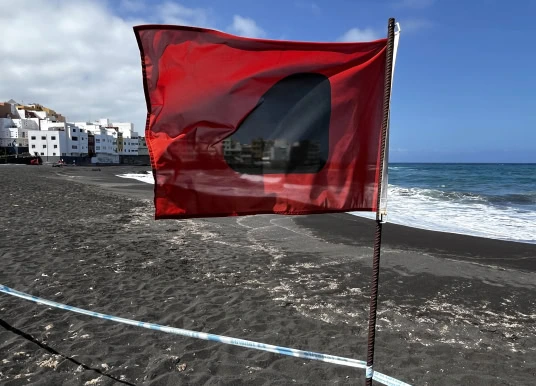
[41,136,46,140]
[72,145,78,149]
[51,136,56,140]
[96,138,100,143]
[62,153,66,156]
[40,152,44,155]
[53,153,56,156]
[31,136,36,140]
[31,145,35,148]
[72,136,78,141]
[43,145,46,148]
[54,144,58,148]
[96,146,100,150]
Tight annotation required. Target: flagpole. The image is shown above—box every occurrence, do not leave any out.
[365,17,396,386]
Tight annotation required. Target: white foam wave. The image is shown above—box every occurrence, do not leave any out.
[117,173,535,244]
[352,185,536,244]
[117,173,154,184]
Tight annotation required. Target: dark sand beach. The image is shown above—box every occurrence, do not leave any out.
[0,165,535,385]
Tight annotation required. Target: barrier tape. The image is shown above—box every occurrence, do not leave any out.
[0,284,411,386]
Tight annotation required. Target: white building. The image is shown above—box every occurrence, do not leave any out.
[75,118,139,156]
[16,103,65,123]
[1,101,71,155]
[28,123,88,160]
[0,101,35,152]
[93,128,116,155]
[111,121,140,155]
[75,122,117,155]
[138,137,149,156]
[270,139,290,161]
[0,117,18,148]
[2,101,139,163]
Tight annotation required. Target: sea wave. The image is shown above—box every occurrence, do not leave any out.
[388,186,536,207]
[352,185,536,244]
[117,173,535,244]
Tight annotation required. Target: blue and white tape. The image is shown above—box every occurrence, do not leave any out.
[0,284,411,386]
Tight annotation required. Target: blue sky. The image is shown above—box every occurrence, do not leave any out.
[116,0,536,163]
[2,0,535,162]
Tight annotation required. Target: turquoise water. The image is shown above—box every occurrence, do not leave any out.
[353,163,536,244]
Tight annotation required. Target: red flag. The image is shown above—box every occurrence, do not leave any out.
[134,25,389,219]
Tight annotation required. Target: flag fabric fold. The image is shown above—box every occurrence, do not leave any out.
[134,25,389,219]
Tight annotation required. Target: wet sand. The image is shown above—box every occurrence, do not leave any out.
[0,165,534,385]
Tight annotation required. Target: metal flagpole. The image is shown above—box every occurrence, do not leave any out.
[365,17,396,386]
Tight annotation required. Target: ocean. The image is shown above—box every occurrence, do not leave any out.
[118,163,536,244]
[353,163,536,244]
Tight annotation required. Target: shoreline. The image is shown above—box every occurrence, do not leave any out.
[1,165,535,385]
[62,164,536,246]
[351,212,536,246]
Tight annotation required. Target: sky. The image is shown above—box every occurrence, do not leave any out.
[1,0,535,163]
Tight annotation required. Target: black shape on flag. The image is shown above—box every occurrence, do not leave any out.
[225,73,331,174]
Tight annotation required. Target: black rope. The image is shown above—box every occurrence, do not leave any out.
[0,318,136,386]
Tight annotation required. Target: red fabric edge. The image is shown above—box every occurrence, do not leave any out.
[133,27,159,218]
[133,24,388,47]
[155,207,375,220]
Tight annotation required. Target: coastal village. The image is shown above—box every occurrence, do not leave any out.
[0,99,148,165]
[0,98,324,170]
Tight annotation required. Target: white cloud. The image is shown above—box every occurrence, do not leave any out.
[393,0,435,9]
[338,28,379,42]
[229,15,266,38]
[157,2,212,27]
[0,0,214,135]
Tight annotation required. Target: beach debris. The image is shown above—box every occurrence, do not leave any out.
[37,354,59,369]
[245,365,263,373]
[45,324,53,331]
[177,363,187,372]
[101,363,110,370]
[84,376,103,385]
